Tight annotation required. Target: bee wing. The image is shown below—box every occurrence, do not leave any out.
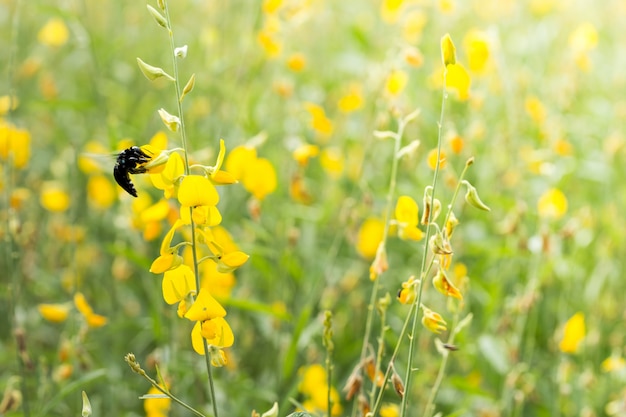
[78,152,118,172]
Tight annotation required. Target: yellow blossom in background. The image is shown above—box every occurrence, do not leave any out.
[394,196,423,241]
[385,69,408,97]
[305,103,334,138]
[337,84,364,113]
[559,312,585,353]
[464,30,491,73]
[299,364,343,416]
[449,134,464,154]
[40,183,70,212]
[380,403,400,417]
[402,10,427,43]
[225,146,257,181]
[0,120,31,169]
[427,148,447,170]
[444,63,471,100]
[87,175,117,209]
[241,157,277,200]
[404,46,424,68]
[356,218,385,259]
[553,138,573,156]
[144,385,171,417]
[39,72,58,100]
[601,355,626,373]
[257,30,282,59]
[525,96,546,124]
[537,188,568,220]
[263,0,283,14]
[380,0,404,24]
[201,260,236,299]
[38,18,69,47]
[569,22,598,53]
[10,188,31,210]
[320,147,344,179]
[439,0,455,13]
[286,52,306,72]
[292,143,319,167]
[73,293,107,328]
[0,95,19,115]
[78,141,109,174]
[529,0,558,16]
[38,303,71,323]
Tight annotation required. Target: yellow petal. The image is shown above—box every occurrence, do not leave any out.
[191,321,206,355]
[200,317,234,348]
[74,292,93,317]
[87,175,117,209]
[162,265,196,304]
[242,157,277,201]
[184,288,227,321]
[38,18,69,47]
[217,251,250,273]
[441,33,457,66]
[225,146,257,181]
[559,312,585,353]
[38,303,71,323]
[356,218,385,259]
[395,196,419,225]
[445,63,471,101]
[85,313,108,328]
[385,69,408,97]
[178,175,219,207]
[538,188,568,220]
[140,199,170,223]
[40,183,70,212]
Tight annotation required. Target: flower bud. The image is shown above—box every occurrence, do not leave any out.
[147,5,168,28]
[157,108,181,132]
[136,58,175,82]
[462,180,491,211]
[441,33,457,67]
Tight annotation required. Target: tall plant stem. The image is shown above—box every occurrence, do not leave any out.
[161,2,218,416]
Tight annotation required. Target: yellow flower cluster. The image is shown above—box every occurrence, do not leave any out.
[128,138,251,359]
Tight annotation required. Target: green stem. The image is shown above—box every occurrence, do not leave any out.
[161,3,218,416]
[400,72,448,417]
[352,115,412,417]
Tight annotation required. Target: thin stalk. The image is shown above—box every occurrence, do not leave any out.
[400,74,449,417]
[161,2,218,416]
[353,115,412,417]
[143,370,208,417]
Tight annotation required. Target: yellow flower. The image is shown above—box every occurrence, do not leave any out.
[185,288,226,321]
[356,218,385,259]
[601,355,626,373]
[0,120,31,169]
[38,303,71,323]
[320,147,344,179]
[463,30,491,73]
[241,157,277,201]
[292,143,319,167]
[40,183,70,212]
[337,84,364,113]
[441,33,457,66]
[380,0,404,24]
[298,364,343,416]
[73,293,107,328]
[402,11,427,43]
[559,312,585,353]
[421,305,447,334]
[162,264,196,305]
[38,18,69,47]
[257,30,282,59]
[305,103,334,138]
[537,188,568,220]
[525,96,546,124]
[151,151,184,199]
[87,175,117,209]
[263,0,283,14]
[225,146,257,181]
[569,23,598,53]
[190,319,232,353]
[216,251,250,274]
[385,69,408,97]
[432,268,463,300]
[286,53,306,72]
[394,196,423,241]
[178,175,219,207]
[427,148,447,170]
[444,63,471,100]
[144,385,171,417]
[380,403,400,417]
[0,95,19,116]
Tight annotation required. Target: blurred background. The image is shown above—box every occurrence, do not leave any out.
[2,0,625,416]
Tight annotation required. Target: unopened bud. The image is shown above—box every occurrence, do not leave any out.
[136,58,175,82]
[462,180,491,212]
[157,108,181,132]
[147,5,168,28]
[441,33,457,67]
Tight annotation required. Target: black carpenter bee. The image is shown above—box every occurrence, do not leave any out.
[113,146,152,197]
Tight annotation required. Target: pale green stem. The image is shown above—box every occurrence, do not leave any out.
[352,116,410,417]
[400,72,449,417]
[161,3,218,416]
